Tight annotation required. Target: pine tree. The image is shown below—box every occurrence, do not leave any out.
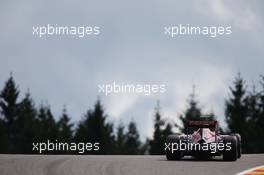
[149,101,173,155]
[115,122,126,154]
[245,86,260,153]
[74,99,115,154]
[256,76,264,152]
[36,105,58,142]
[0,111,8,153]
[0,75,19,153]
[15,92,38,153]
[162,123,173,138]
[225,73,249,152]
[124,120,141,155]
[180,86,201,133]
[149,102,165,155]
[57,106,73,142]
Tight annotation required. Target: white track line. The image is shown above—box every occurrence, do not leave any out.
[236,165,264,175]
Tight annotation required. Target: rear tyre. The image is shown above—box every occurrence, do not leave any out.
[223,136,238,161]
[231,133,241,158]
[166,135,183,160]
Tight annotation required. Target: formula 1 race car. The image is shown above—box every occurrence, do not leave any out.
[165,119,241,161]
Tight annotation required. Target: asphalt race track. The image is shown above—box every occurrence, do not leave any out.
[0,154,264,175]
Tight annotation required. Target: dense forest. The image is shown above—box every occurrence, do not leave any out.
[0,73,264,154]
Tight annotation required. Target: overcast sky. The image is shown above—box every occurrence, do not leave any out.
[0,0,263,139]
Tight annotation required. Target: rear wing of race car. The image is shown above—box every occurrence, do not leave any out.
[187,120,218,128]
[186,120,219,140]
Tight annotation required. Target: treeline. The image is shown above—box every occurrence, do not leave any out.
[225,74,264,153]
[0,73,264,154]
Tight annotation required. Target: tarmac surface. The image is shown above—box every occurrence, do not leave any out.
[0,154,264,175]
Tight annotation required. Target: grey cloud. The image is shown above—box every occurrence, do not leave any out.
[0,0,263,139]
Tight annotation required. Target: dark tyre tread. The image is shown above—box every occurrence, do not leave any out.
[232,133,241,158]
[223,136,238,161]
[166,135,183,160]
